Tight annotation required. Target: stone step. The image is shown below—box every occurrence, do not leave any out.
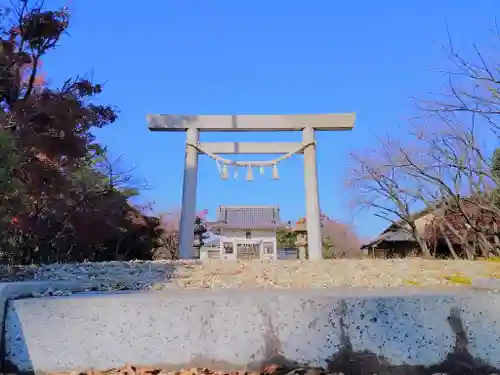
[3,288,500,374]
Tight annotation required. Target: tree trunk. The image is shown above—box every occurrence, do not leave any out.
[493,223,500,254]
[439,222,459,259]
[443,221,475,260]
[477,231,497,258]
[411,225,432,258]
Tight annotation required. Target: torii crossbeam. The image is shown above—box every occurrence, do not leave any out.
[147,113,355,260]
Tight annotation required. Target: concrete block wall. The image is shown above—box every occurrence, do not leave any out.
[2,288,500,374]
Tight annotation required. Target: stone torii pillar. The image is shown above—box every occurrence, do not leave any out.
[179,127,199,259]
[147,114,355,260]
[302,126,322,260]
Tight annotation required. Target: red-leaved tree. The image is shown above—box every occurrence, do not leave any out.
[294,214,363,259]
[321,219,362,259]
[0,1,162,264]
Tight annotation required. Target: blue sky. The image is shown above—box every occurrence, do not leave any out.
[41,0,497,239]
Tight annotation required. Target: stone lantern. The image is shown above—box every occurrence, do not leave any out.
[293,219,308,260]
[193,217,207,259]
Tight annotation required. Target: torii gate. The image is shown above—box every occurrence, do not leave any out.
[147,113,355,260]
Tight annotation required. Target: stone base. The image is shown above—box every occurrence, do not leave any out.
[3,288,500,374]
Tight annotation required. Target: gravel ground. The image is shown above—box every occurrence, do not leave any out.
[1,259,500,290]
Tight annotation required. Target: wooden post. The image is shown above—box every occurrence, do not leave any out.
[179,128,199,259]
[302,127,323,260]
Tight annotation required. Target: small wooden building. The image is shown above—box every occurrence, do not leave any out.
[360,208,435,258]
[361,229,418,258]
[206,205,284,260]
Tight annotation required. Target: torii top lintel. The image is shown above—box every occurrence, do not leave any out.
[147,113,355,132]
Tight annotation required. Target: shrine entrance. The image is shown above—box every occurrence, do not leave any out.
[148,114,355,260]
[235,242,261,261]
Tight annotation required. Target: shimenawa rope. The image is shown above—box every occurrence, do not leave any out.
[186,141,315,180]
[186,141,315,167]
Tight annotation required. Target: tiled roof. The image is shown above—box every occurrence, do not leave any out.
[212,205,283,229]
[361,229,414,249]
